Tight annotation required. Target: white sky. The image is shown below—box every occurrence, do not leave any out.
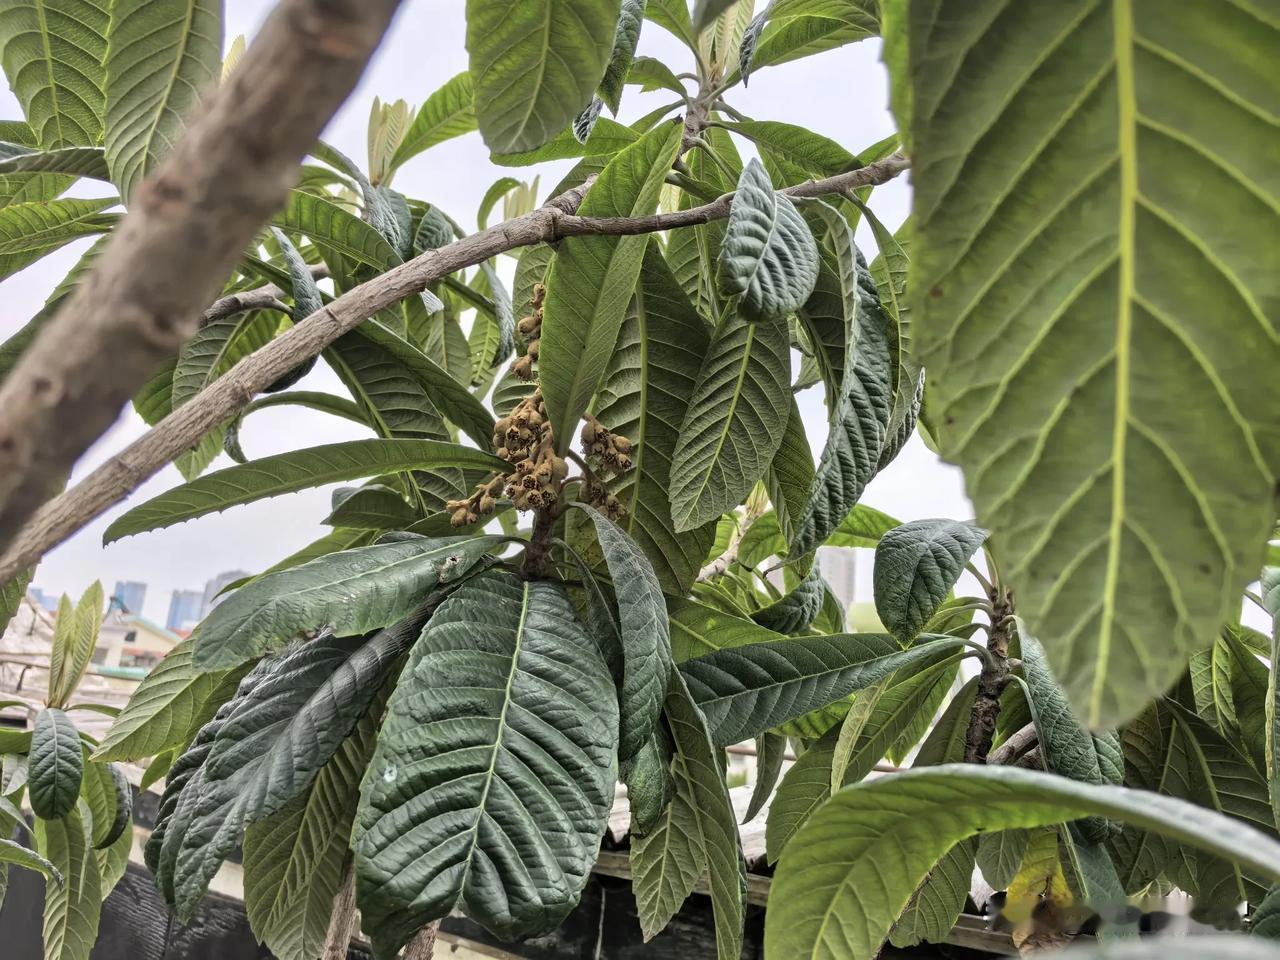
[1,1,975,624]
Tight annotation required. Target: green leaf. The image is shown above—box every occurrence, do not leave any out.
[103,0,222,201]
[1165,703,1275,909]
[0,171,70,208]
[790,215,894,556]
[357,319,497,450]
[827,503,900,548]
[723,119,859,184]
[0,567,33,637]
[243,710,378,960]
[829,677,890,792]
[96,811,133,897]
[1019,632,1112,844]
[680,633,969,746]
[570,503,672,761]
[888,838,976,948]
[540,119,682,451]
[36,811,101,960]
[630,741,705,939]
[976,828,1030,891]
[0,196,114,280]
[1221,627,1270,777]
[171,311,277,478]
[391,71,476,172]
[273,189,400,271]
[92,639,247,762]
[872,519,986,644]
[81,760,131,849]
[0,837,60,884]
[193,534,501,671]
[861,205,917,473]
[599,0,646,114]
[668,595,784,661]
[354,570,618,955]
[172,621,419,918]
[240,526,376,586]
[1108,703,1191,894]
[1058,825,1132,931]
[47,581,102,708]
[325,333,461,510]
[905,0,1280,729]
[491,114,638,167]
[631,671,747,957]
[751,566,826,634]
[626,54,685,97]
[765,643,966,860]
[620,728,674,837]
[594,244,716,593]
[767,765,1280,960]
[646,0,696,49]
[148,659,282,902]
[719,158,818,321]
[1254,886,1280,939]
[669,311,791,532]
[767,396,817,558]
[0,0,108,147]
[0,143,109,178]
[29,707,84,819]
[104,439,506,542]
[322,485,416,530]
[740,0,878,76]
[172,311,277,407]
[745,730,786,824]
[465,0,621,154]
[667,127,741,320]
[766,729,837,864]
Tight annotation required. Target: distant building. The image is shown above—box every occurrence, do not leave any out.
[112,580,147,615]
[817,546,857,611]
[202,570,248,612]
[165,589,204,632]
[95,609,182,670]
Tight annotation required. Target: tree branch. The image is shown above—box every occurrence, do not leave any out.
[0,156,909,582]
[986,721,1038,767]
[0,0,405,550]
[963,585,1015,764]
[401,922,439,960]
[201,264,327,328]
[698,533,741,582]
[321,854,359,959]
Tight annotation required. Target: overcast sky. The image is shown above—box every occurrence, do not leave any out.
[1,1,975,625]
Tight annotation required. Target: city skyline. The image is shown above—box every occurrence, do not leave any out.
[112,580,147,616]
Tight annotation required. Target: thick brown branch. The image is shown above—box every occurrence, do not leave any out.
[0,158,909,581]
[401,922,439,960]
[0,0,404,549]
[321,855,358,959]
[964,586,1015,764]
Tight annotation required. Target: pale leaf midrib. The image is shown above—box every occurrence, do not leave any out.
[1093,0,1137,726]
